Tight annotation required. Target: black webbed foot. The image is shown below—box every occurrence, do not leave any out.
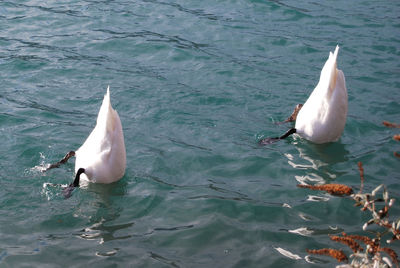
[43,151,75,172]
[274,104,303,125]
[285,104,303,123]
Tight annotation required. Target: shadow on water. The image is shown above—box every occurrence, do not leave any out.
[75,179,129,240]
[37,176,133,256]
[294,140,350,166]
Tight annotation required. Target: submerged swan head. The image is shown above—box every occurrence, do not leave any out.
[74,86,126,184]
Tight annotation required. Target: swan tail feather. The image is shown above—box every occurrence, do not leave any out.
[320,46,339,99]
[327,45,340,99]
[97,86,117,132]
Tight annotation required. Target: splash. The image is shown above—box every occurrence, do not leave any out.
[31,152,51,173]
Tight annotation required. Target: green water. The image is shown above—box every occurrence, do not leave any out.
[1,0,399,267]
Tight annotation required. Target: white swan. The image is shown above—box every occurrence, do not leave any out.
[45,86,126,191]
[295,45,348,143]
[74,86,126,184]
[260,45,348,145]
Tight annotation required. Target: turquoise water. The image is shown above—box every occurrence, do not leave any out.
[1,0,399,267]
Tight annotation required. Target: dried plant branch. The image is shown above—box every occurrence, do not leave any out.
[341,233,378,255]
[306,248,348,263]
[383,121,400,158]
[329,235,363,253]
[301,162,399,267]
[342,233,374,245]
[379,247,399,267]
[297,183,353,196]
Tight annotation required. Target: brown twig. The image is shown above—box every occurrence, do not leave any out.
[358,162,364,194]
[297,183,353,196]
[306,248,348,263]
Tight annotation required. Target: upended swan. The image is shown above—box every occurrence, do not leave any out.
[260,45,348,144]
[45,86,126,194]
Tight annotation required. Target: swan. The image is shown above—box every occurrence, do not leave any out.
[45,86,126,193]
[260,45,348,144]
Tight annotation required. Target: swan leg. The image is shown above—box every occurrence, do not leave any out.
[259,128,296,145]
[44,151,75,171]
[62,168,85,199]
[285,104,303,123]
[279,128,296,139]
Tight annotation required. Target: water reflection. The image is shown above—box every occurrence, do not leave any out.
[287,139,350,185]
[281,140,351,258]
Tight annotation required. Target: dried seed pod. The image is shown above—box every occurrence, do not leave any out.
[297,184,353,196]
[341,233,378,255]
[306,248,348,263]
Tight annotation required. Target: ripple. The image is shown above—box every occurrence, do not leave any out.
[142,0,228,22]
[78,220,135,244]
[287,225,343,237]
[4,2,88,18]
[274,247,302,260]
[149,251,181,268]
[306,195,330,202]
[154,224,194,232]
[95,248,119,257]
[288,227,313,236]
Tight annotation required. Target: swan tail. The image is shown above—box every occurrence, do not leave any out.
[328,46,339,97]
[318,45,340,99]
[97,86,117,132]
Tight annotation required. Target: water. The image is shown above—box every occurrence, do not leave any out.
[0,0,399,267]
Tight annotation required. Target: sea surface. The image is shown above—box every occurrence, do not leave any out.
[0,0,399,267]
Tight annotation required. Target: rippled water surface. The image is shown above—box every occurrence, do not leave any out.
[1,0,399,267]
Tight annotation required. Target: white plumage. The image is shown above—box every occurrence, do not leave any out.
[74,86,126,183]
[295,45,348,143]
